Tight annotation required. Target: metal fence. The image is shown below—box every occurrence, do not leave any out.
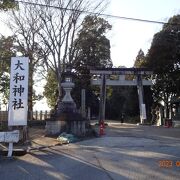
[0,111,8,122]
[32,111,51,120]
[0,111,51,121]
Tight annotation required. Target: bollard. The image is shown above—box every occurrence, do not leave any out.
[99,122,105,136]
[165,119,172,128]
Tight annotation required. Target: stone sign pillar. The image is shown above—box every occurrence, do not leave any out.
[81,89,86,118]
[172,98,180,127]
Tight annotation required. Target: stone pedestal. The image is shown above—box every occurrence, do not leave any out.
[46,111,86,136]
[46,120,65,135]
[71,121,86,136]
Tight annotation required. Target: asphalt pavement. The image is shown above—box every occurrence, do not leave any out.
[0,122,180,180]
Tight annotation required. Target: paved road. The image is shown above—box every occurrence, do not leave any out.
[0,123,180,180]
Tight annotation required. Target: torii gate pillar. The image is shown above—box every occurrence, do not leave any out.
[90,68,152,124]
[137,74,146,124]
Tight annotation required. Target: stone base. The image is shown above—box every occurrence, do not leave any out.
[46,98,87,136]
[45,120,86,136]
[172,121,180,128]
[71,121,86,136]
[45,120,66,135]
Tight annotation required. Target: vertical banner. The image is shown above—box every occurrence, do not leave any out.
[8,57,29,126]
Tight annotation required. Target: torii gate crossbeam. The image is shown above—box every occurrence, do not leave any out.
[90,68,153,124]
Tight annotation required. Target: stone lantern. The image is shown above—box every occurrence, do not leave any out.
[60,66,76,112]
[46,66,86,136]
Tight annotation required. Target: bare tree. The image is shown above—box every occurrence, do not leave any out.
[36,0,107,98]
[7,0,108,104]
[7,3,49,113]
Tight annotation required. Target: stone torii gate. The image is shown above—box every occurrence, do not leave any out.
[90,68,153,124]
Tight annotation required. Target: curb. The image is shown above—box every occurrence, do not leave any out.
[0,149,27,156]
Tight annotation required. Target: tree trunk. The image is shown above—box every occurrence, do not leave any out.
[22,126,29,143]
[28,57,33,120]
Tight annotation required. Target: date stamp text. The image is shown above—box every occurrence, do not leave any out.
[159,160,180,168]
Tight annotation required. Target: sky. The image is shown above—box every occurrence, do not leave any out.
[0,0,180,110]
[1,0,179,67]
[105,0,180,67]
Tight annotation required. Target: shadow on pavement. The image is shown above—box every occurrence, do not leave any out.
[0,123,180,180]
[0,147,127,180]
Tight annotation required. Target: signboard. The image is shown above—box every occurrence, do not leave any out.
[8,57,29,126]
[0,132,4,142]
[0,130,19,143]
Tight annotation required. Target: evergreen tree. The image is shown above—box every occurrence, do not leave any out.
[0,36,16,104]
[0,0,18,10]
[134,49,146,68]
[146,14,180,117]
[44,15,112,114]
